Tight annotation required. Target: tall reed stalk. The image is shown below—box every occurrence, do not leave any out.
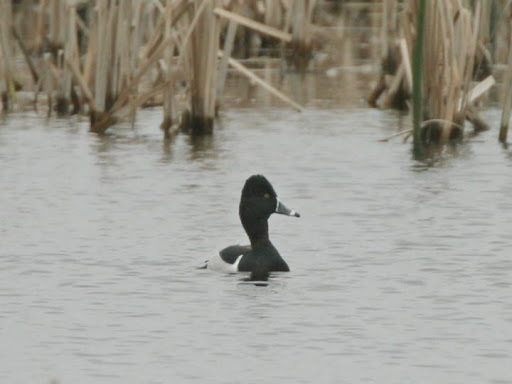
[56,4,78,115]
[368,0,407,109]
[182,0,220,134]
[412,0,425,150]
[161,5,177,138]
[286,0,318,70]
[90,1,114,130]
[0,0,15,112]
[422,0,481,142]
[499,16,512,143]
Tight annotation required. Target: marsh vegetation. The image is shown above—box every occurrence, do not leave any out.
[1,0,512,148]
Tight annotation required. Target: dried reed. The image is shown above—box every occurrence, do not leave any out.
[374,0,497,144]
[499,16,512,143]
[287,0,319,70]
[412,0,425,148]
[0,0,15,112]
[181,0,220,134]
[368,0,406,109]
[1,0,315,135]
[421,0,482,142]
[160,4,178,138]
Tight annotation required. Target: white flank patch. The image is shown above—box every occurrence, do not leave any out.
[207,254,242,273]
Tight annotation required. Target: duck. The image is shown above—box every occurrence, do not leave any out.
[204,174,300,280]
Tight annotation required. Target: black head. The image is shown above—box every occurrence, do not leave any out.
[239,175,299,245]
[241,174,276,200]
[240,175,277,221]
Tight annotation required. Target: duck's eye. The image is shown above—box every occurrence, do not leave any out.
[264,193,271,199]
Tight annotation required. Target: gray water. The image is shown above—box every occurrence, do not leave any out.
[1,106,511,384]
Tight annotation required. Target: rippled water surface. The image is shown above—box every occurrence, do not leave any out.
[1,105,511,384]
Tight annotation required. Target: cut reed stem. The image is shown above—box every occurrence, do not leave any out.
[0,0,15,112]
[499,16,512,143]
[412,0,426,149]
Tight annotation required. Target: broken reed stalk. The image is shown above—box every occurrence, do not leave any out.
[499,16,512,143]
[12,27,39,86]
[0,0,15,112]
[368,0,407,109]
[216,17,237,112]
[91,1,114,130]
[35,0,49,52]
[421,0,481,142]
[115,0,139,126]
[161,4,178,138]
[181,0,220,135]
[381,0,397,60]
[400,38,413,92]
[263,0,285,29]
[412,0,425,149]
[56,5,78,115]
[286,0,318,70]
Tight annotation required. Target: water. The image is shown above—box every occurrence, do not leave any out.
[1,105,511,384]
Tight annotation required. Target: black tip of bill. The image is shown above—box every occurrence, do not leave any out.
[275,199,300,218]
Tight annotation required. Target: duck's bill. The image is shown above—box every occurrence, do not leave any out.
[275,198,300,217]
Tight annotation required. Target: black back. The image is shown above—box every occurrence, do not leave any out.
[219,245,251,264]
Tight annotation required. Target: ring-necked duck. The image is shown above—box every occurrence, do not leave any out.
[204,174,300,280]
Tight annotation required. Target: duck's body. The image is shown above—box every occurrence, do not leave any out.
[208,241,289,273]
[204,175,299,280]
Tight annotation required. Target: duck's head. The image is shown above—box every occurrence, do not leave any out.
[239,175,299,243]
